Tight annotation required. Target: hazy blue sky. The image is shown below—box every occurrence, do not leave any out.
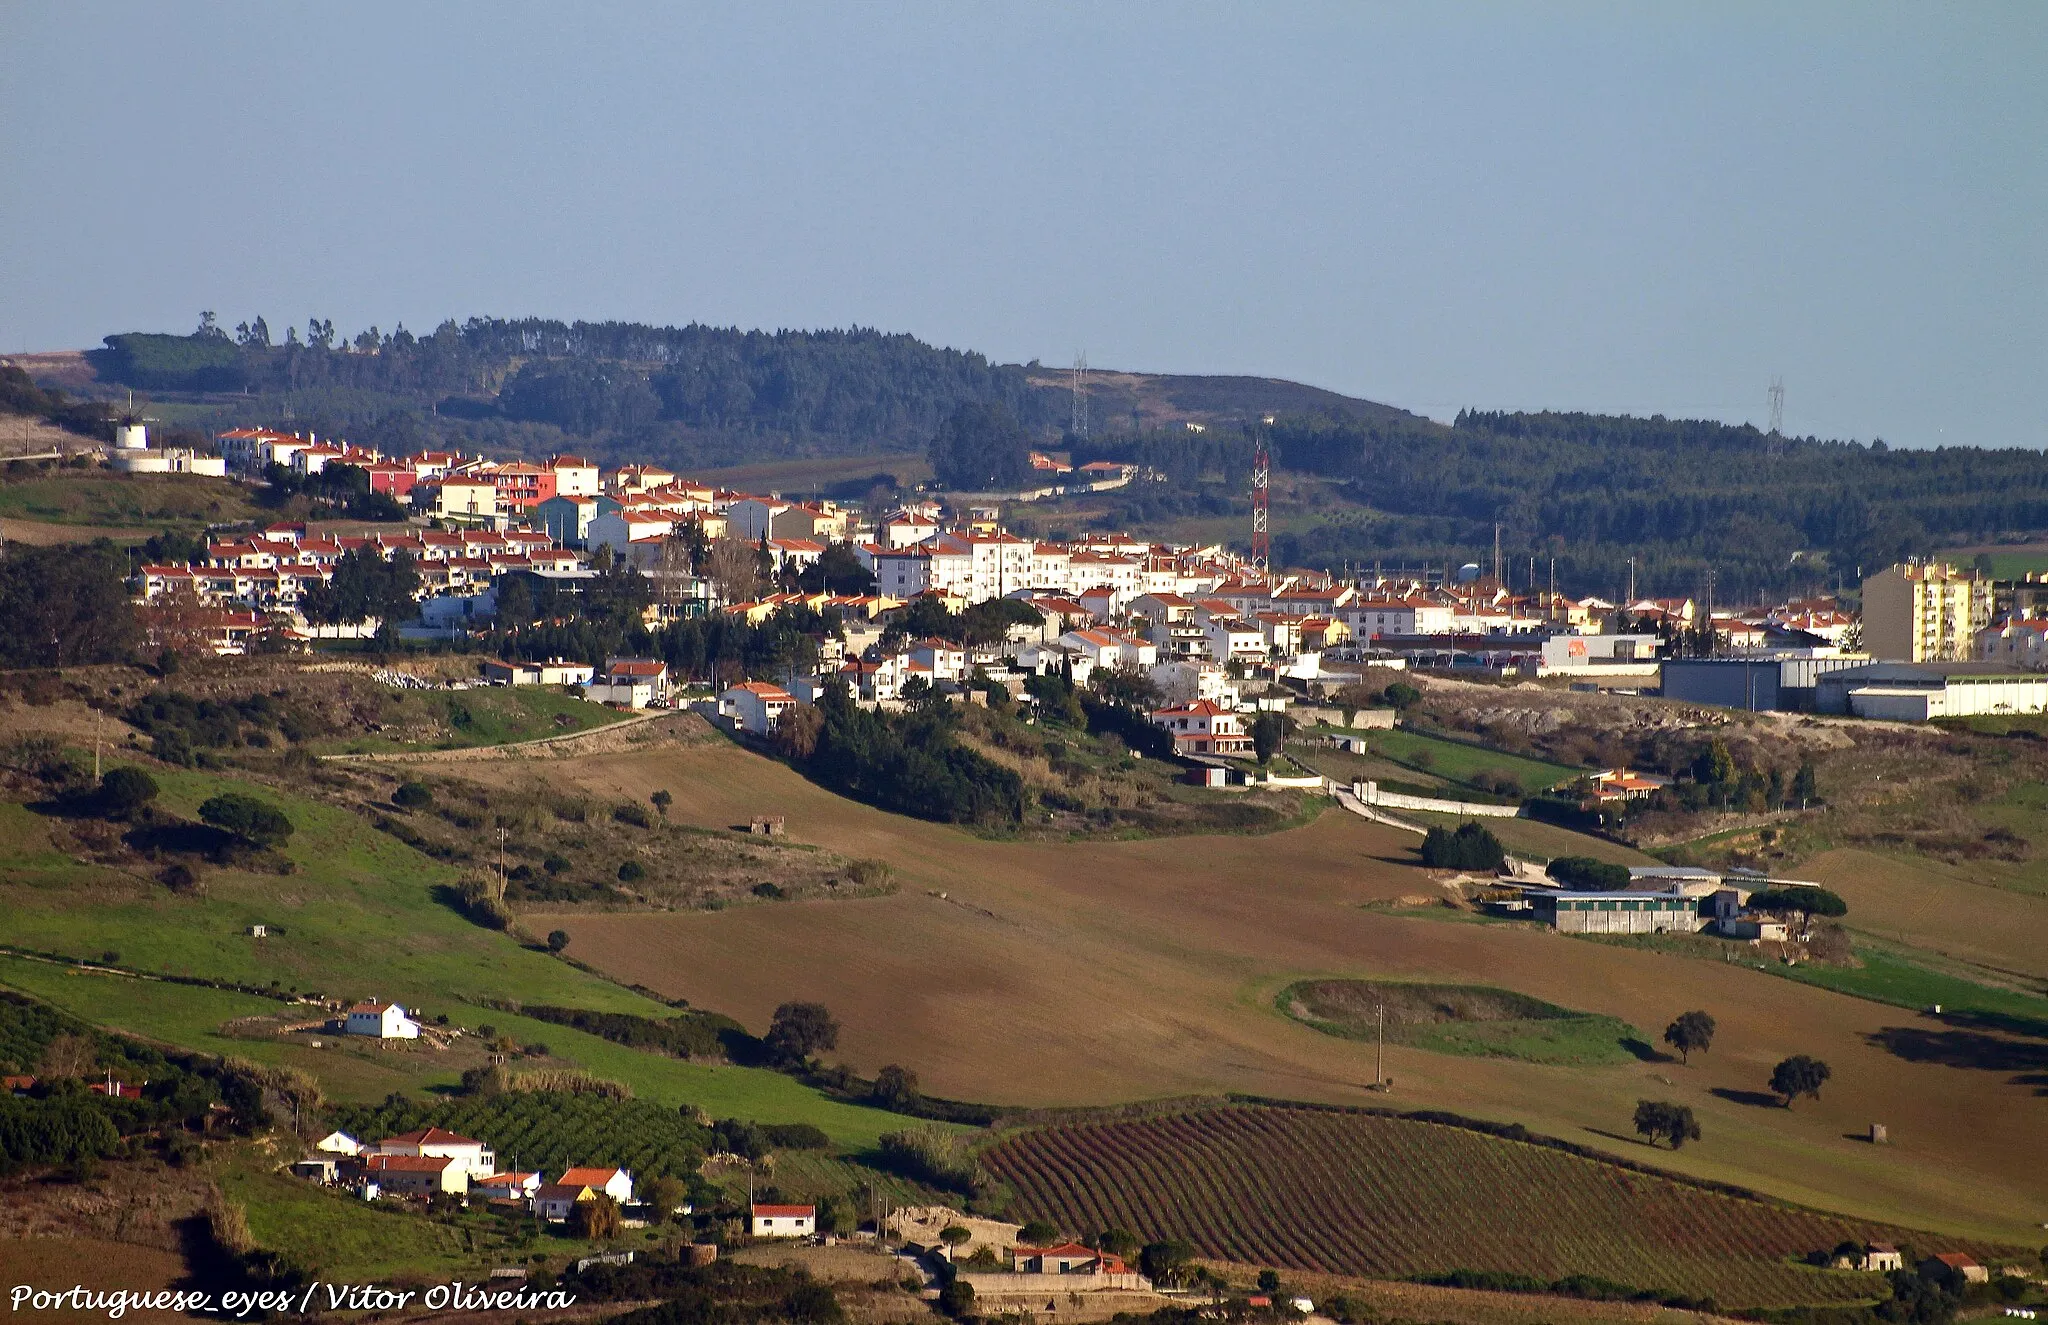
[4,3,2043,446]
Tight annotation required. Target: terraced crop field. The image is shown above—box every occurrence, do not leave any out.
[984,1104,1982,1309]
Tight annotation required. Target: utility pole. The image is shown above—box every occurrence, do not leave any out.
[1375,1003,1385,1089]
[1627,556,1636,604]
[1249,423,1271,577]
[1070,352,1089,439]
[93,708,102,782]
[1492,522,1502,587]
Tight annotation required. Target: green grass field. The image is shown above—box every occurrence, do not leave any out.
[0,472,262,528]
[1279,979,1646,1067]
[313,686,632,754]
[1341,728,1584,796]
[0,768,919,1147]
[1768,945,2048,1028]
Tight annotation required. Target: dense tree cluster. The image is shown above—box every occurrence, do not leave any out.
[797,686,1025,828]
[1419,821,1507,870]
[1263,409,2048,596]
[928,400,1032,490]
[0,542,140,667]
[89,318,1054,465]
[299,549,421,626]
[1545,856,1631,890]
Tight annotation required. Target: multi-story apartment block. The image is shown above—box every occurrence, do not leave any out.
[1862,563,1994,662]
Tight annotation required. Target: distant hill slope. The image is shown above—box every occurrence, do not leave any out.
[1024,367,1417,431]
[45,319,1415,471]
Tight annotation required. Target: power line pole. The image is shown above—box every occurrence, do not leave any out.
[1492,521,1502,587]
[1250,423,1271,577]
[1070,352,1089,439]
[1767,376,1785,437]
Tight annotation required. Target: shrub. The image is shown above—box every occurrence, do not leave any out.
[97,767,159,817]
[878,1123,986,1194]
[1546,856,1630,890]
[1419,822,1505,871]
[765,1002,838,1065]
[198,793,294,849]
[543,853,571,876]
[612,802,653,829]
[546,930,570,953]
[393,781,433,809]
[760,1122,831,1150]
[618,860,646,883]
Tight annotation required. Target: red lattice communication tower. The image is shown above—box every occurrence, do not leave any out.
[1250,427,1271,577]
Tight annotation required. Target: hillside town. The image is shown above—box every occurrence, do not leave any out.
[111,426,2048,732]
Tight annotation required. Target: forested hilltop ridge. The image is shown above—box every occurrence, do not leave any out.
[28,314,2048,597]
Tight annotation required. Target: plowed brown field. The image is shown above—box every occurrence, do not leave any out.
[429,737,2048,1240]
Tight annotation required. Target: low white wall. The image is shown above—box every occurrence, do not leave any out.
[1353,780,1523,818]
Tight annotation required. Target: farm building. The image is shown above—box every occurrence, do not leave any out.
[1532,890,1698,934]
[360,1153,468,1196]
[363,1126,496,1180]
[534,1182,596,1222]
[344,1000,420,1039]
[1860,1244,1904,1273]
[750,1203,816,1238]
[557,1165,634,1203]
[1922,1253,1988,1284]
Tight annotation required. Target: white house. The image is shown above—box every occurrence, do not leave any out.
[720,681,799,734]
[548,455,603,498]
[750,1203,817,1238]
[1202,616,1267,663]
[472,1171,544,1202]
[1149,700,1252,756]
[557,1165,635,1204]
[585,658,670,708]
[1147,659,1240,709]
[365,1126,497,1180]
[314,1130,362,1157]
[344,1000,421,1039]
[1058,628,1156,670]
[879,511,939,549]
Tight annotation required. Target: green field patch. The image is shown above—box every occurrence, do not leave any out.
[1767,946,2048,1027]
[1341,728,1583,797]
[0,769,924,1149]
[0,473,261,528]
[315,686,632,754]
[1280,979,1645,1066]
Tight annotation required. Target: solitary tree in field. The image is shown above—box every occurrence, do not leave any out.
[97,767,159,818]
[1770,1054,1831,1107]
[1633,1099,1702,1149]
[1663,1010,1716,1065]
[199,793,293,849]
[650,789,672,819]
[546,929,570,954]
[940,1226,973,1254]
[766,1001,839,1065]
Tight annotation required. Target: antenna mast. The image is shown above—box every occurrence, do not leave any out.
[1767,376,1784,437]
[1070,351,1089,439]
[1250,423,1271,577]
